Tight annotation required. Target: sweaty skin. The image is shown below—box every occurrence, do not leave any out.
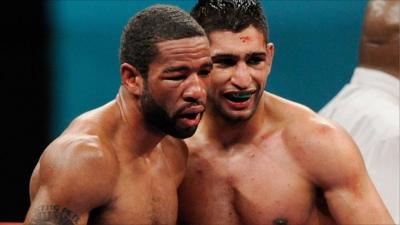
[24,36,211,225]
[178,26,394,225]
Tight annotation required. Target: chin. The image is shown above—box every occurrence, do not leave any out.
[168,126,198,139]
[221,110,254,123]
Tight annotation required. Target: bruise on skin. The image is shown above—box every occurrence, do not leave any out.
[239,36,251,43]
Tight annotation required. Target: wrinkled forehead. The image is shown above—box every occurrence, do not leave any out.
[154,36,211,62]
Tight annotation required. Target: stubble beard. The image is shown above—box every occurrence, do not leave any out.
[140,81,198,139]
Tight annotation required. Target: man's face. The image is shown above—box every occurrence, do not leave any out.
[207,25,274,122]
[141,36,211,138]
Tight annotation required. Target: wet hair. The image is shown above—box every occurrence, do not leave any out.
[191,0,269,43]
[119,5,206,78]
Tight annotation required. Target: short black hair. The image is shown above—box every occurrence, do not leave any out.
[191,0,269,42]
[119,4,206,78]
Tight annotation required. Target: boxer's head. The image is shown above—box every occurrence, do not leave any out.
[191,0,269,44]
[119,5,211,138]
[191,0,274,123]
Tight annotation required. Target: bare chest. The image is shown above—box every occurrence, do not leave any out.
[179,144,320,225]
[90,166,179,225]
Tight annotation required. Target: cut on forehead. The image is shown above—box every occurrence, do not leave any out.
[208,25,267,48]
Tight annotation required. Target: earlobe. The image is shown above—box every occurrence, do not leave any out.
[120,63,143,96]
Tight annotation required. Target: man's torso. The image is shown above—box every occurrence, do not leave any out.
[88,147,179,225]
[30,102,186,225]
[179,96,335,225]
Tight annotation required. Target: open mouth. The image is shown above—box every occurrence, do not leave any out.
[224,91,255,102]
[177,112,202,127]
[177,104,205,127]
[179,112,199,120]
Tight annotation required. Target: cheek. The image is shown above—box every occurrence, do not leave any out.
[149,86,178,112]
[210,69,231,85]
[256,74,269,90]
[254,66,269,82]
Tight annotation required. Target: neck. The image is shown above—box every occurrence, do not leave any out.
[359,36,400,79]
[114,87,165,156]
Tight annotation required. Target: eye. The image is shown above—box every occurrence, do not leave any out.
[246,56,264,66]
[166,75,186,81]
[215,58,238,68]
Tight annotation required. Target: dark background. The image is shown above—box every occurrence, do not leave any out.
[1,1,50,221]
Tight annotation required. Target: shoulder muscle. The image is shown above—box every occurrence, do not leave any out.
[33,134,118,211]
[283,115,367,189]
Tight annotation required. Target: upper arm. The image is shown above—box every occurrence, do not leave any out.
[285,116,394,224]
[25,137,117,225]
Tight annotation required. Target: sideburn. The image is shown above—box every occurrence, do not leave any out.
[140,80,175,135]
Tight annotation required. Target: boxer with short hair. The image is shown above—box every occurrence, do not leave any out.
[178,1,394,224]
[24,5,211,225]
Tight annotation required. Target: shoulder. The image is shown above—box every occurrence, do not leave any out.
[281,106,366,188]
[263,92,315,120]
[264,92,352,147]
[33,133,118,206]
[290,116,366,188]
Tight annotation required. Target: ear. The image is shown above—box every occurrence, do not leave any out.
[120,63,143,96]
[266,43,275,66]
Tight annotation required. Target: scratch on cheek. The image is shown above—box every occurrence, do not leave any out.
[239,36,251,43]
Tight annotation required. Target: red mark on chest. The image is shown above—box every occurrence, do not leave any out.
[239,36,251,43]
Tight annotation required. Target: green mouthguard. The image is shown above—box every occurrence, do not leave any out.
[232,93,251,99]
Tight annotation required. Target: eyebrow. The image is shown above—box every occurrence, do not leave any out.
[246,52,267,58]
[164,66,189,73]
[211,54,239,62]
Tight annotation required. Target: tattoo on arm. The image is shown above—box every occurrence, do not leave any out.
[28,205,80,225]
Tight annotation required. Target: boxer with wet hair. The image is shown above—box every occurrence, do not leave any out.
[178,0,394,224]
[24,4,212,225]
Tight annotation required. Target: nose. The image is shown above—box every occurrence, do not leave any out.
[182,74,207,103]
[231,61,252,89]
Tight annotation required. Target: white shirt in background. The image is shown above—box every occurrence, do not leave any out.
[319,67,399,223]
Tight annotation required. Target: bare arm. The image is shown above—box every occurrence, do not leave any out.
[24,137,117,225]
[287,117,394,224]
[26,205,80,225]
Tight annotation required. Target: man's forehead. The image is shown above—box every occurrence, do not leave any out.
[209,33,267,57]
[150,38,211,65]
[156,36,209,51]
[209,29,266,49]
